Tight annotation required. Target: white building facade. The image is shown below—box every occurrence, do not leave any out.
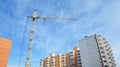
[79,34,116,67]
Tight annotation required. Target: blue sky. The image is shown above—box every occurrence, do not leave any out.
[0,0,120,67]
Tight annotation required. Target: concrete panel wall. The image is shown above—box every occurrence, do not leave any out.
[79,36,102,67]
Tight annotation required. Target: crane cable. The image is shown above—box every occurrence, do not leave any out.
[18,18,28,67]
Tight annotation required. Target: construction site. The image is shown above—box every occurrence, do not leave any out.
[0,0,119,67]
[0,10,116,67]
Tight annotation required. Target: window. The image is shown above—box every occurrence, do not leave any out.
[109,61,112,64]
[97,39,101,41]
[103,38,105,40]
[99,43,102,45]
[104,65,108,67]
[102,56,106,58]
[108,57,111,59]
[100,47,103,49]
[104,60,107,63]
[104,41,108,44]
[101,51,104,54]
[107,53,109,55]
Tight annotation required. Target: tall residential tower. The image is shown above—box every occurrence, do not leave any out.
[79,34,116,67]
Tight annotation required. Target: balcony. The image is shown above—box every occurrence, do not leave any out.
[104,41,108,44]
[77,50,80,52]
[76,52,80,55]
[70,56,74,58]
[77,59,81,61]
[77,55,81,58]
[77,61,81,64]
[102,57,107,61]
[78,64,82,67]
[97,38,101,41]
[70,53,74,56]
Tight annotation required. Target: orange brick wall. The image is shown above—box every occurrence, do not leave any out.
[0,38,12,67]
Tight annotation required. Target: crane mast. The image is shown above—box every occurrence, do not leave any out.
[25,10,38,67]
[25,9,77,67]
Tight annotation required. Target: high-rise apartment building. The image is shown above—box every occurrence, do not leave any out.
[40,47,82,67]
[79,34,116,67]
[0,37,12,67]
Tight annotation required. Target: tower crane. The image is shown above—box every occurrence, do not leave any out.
[25,9,78,67]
